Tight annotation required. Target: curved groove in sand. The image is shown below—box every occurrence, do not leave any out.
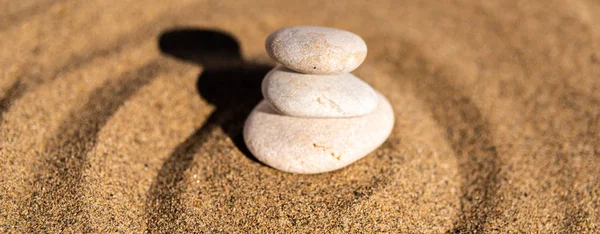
[0,1,202,126]
[0,80,26,122]
[556,88,599,232]
[26,60,167,230]
[3,1,597,231]
[425,76,499,234]
[484,8,598,227]
[0,0,65,32]
[145,113,220,232]
[397,53,500,232]
[477,3,599,230]
[145,63,272,232]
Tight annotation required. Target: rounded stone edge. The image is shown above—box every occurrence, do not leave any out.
[243,93,395,174]
[265,26,368,75]
[261,66,379,118]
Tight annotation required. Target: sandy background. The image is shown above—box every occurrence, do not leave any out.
[1,0,599,232]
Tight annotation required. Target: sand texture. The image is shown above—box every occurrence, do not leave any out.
[1,0,599,233]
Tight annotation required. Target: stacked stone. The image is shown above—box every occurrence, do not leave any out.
[244,26,394,174]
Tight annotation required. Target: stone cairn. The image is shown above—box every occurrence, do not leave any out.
[244,26,394,174]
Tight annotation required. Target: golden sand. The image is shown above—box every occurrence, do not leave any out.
[1,0,599,232]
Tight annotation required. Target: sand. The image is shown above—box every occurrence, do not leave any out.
[0,0,599,232]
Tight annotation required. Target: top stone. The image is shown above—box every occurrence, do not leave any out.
[266,26,367,74]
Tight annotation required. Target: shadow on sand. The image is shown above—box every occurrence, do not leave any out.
[145,28,272,232]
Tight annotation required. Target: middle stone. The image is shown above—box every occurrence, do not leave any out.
[262,66,379,118]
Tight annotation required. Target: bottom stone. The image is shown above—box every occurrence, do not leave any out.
[243,93,394,174]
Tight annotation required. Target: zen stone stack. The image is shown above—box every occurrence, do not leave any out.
[244,26,394,174]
